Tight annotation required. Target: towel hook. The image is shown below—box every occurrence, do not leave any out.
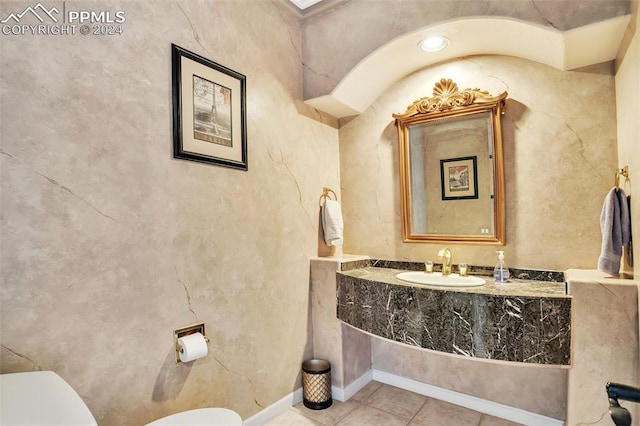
[319,187,337,207]
[615,166,629,189]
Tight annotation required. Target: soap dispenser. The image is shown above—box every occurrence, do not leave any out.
[494,251,510,283]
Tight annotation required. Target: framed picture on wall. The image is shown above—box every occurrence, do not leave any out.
[440,156,478,200]
[171,44,247,170]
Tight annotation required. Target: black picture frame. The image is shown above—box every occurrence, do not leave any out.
[172,44,247,170]
[440,156,478,200]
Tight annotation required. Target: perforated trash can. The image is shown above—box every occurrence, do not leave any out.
[302,359,332,410]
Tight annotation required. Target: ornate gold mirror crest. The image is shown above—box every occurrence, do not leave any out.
[393,79,508,244]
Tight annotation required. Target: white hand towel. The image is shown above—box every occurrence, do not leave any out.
[322,199,344,247]
[597,188,630,276]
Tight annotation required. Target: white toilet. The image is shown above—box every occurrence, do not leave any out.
[0,371,98,426]
[0,371,242,426]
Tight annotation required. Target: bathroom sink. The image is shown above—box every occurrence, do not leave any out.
[396,271,486,287]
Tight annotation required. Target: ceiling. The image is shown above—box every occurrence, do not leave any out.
[305,15,631,118]
[285,0,632,118]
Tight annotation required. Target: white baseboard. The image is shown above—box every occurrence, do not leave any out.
[243,369,564,426]
[372,369,564,426]
[243,371,372,425]
[332,369,373,402]
[242,387,302,426]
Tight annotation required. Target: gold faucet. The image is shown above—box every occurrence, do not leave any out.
[438,247,452,275]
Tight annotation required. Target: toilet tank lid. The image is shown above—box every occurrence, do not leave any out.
[0,371,97,426]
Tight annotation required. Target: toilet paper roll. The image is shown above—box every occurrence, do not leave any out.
[178,332,208,363]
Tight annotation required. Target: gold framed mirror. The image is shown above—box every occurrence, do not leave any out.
[393,79,507,244]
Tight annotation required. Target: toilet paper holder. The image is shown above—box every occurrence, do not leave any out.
[174,322,209,363]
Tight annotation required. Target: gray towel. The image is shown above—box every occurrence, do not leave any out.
[618,189,631,246]
[597,188,630,276]
[626,195,633,267]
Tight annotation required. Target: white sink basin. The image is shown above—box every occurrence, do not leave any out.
[396,271,486,287]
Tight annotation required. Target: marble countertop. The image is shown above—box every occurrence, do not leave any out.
[336,265,572,364]
[565,268,637,284]
[338,266,568,298]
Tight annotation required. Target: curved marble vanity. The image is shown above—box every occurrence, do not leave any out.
[336,259,571,365]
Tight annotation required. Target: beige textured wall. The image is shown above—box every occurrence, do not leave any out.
[372,339,568,419]
[0,1,339,424]
[615,0,639,404]
[616,0,639,275]
[565,271,639,425]
[340,56,618,271]
[310,257,372,389]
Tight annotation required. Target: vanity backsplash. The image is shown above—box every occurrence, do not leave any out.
[343,259,566,283]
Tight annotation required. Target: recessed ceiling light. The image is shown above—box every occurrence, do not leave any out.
[418,36,449,52]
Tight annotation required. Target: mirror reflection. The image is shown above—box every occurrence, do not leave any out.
[393,79,507,244]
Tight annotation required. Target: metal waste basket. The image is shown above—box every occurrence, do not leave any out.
[302,359,332,410]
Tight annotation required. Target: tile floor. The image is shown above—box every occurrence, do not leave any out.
[266,381,522,426]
